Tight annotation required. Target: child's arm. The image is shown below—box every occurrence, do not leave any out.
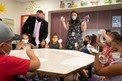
[102,32,112,43]
[96,35,105,47]
[45,43,49,48]
[16,42,24,50]
[30,43,37,49]
[94,54,122,77]
[61,16,69,30]
[59,43,63,49]
[26,49,40,71]
[81,20,87,32]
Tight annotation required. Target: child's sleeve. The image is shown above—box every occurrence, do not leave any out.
[6,56,30,75]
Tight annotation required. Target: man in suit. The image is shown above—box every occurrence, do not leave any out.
[22,10,48,48]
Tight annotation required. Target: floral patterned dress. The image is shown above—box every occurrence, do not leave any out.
[65,22,83,50]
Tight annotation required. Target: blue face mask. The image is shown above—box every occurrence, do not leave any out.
[72,16,77,20]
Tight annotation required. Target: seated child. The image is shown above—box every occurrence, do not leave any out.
[82,35,92,54]
[46,33,62,49]
[0,21,40,81]
[94,34,122,81]
[40,39,46,48]
[82,34,98,54]
[16,33,37,50]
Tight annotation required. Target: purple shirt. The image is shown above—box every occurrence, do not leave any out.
[106,58,122,81]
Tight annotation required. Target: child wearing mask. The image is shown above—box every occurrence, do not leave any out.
[82,34,98,54]
[46,33,62,49]
[78,34,98,81]
[97,30,119,65]
[81,35,92,54]
[94,34,122,81]
[0,21,40,81]
[16,33,37,50]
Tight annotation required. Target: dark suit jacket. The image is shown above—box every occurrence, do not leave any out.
[22,16,48,42]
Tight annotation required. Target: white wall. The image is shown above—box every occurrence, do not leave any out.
[18,0,60,37]
[19,0,60,21]
[0,0,21,34]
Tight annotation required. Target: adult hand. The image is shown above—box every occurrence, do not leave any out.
[84,15,89,23]
[61,16,65,22]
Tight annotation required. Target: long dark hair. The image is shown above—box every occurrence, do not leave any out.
[69,10,80,24]
[91,34,97,47]
[112,34,122,45]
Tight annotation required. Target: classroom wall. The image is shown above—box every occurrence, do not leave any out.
[0,0,121,35]
[0,0,21,34]
[19,0,60,21]
[19,0,122,21]
[19,0,122,36]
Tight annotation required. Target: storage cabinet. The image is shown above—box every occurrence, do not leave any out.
[98,11,110,29]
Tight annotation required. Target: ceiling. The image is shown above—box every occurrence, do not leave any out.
[15,0,40,3]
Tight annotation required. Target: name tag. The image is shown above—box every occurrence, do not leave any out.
[75,42,78,47]
[72,32,75,36]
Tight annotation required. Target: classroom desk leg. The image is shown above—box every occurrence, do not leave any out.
[56,76,64,81]
[60,77,64,81]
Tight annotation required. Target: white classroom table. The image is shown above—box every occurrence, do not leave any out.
[10,49,94,80]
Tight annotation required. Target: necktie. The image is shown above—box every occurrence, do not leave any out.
[35,21,40,47]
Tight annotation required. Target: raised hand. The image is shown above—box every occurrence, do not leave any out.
[98,29,106,35]
[84,15,89,23]
[58,39,63,43]
[60,16,65,22]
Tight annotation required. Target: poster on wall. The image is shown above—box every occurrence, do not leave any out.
[116,0,122,2]
[60,0,78,8]
[81,0,88,6]
[0,3,6,13]
[3,18,14,31]
[90,0,100,5]
[112,16,121,28]
[105,0,112,4]
[59,0,121,9]
[60,1,65,8]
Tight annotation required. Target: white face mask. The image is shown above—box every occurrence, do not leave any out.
[22,39,28,44]
[72,16,77,20]
[112,52,121,60]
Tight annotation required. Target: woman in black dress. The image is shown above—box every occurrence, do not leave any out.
[61,11,87,50]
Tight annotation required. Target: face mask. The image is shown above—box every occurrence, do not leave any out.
[72,16,77,20]
[22,39,28,44]
[37,17,43,22]
[112,52,121,60]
